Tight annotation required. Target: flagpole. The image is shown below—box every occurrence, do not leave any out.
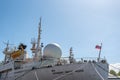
[98,43,102,62]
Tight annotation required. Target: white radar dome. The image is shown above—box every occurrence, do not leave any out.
[43,43,62,58]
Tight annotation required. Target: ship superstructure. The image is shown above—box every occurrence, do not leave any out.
[0,18,109,80]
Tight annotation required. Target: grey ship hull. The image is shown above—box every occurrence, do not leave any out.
[0,62,108,80]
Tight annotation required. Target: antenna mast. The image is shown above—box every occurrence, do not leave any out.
[37,17,41,49]
[31,17,43,61]
[36,17,43,61]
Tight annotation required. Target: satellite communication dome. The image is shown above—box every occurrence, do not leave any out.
[43,43,62,58]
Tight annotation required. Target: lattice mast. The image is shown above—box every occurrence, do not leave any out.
[31,18,43,60]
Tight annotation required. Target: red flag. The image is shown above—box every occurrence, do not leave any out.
[95,45,101,49]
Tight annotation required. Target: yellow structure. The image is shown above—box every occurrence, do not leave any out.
[11,50,24,59]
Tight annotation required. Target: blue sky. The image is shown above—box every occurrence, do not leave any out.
[0,0,120,64]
